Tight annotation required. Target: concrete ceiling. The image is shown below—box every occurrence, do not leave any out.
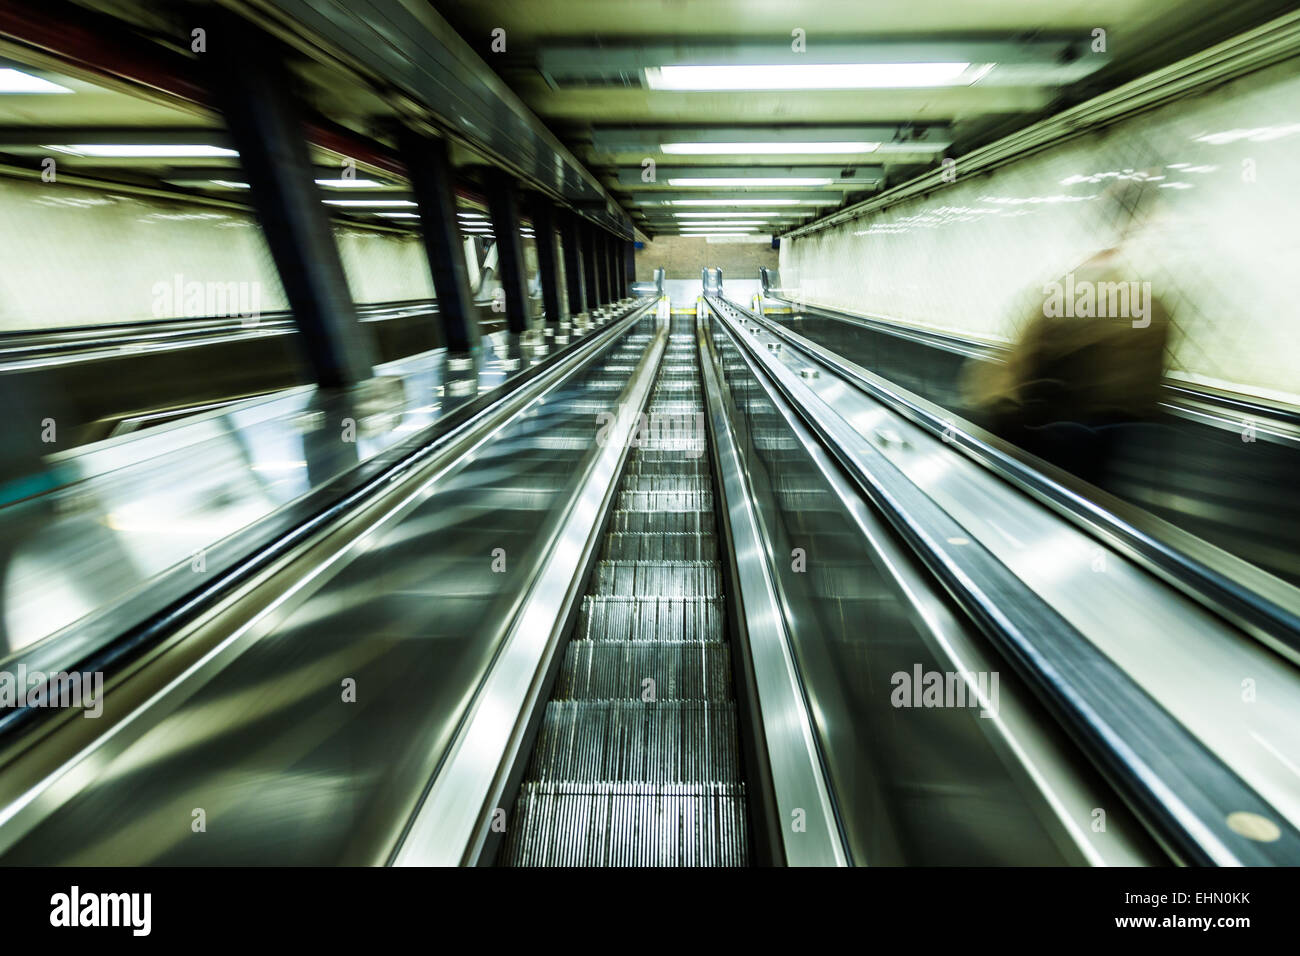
[431,0,1298,236]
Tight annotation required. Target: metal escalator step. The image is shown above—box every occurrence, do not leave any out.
[624,457,710,478]
[633,437,706,454]
[601,532,718,562]
[525,700,742,784]
[576,595,724,642]
[618,475,712,496]
[616,488,712,511]
[554,640,732,701]
[502,782,748,866]
[592,560,722,598]
[607,510,716,534]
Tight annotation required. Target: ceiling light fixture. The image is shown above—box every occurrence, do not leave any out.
[315,178,384,188]
[669,198,805,206]
[45,144,238,158]
[673,212,776,218]
[661,141,879,154]
[645,62,985,91]
[667,177,833,187]
[323,199,417,207]
[0,68,73,94]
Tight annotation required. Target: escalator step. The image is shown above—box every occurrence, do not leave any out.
[607,510,716,534]
[592,560,722,598]
[616,488,713,511]
[555,640,732,701]
[601,532,719,561]
[576,595,724,642]
[524,700,742,784]
[503,782,748,867]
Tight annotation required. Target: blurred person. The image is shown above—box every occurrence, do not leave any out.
[963,174,1173,485]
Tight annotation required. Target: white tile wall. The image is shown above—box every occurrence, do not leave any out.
[780,59,1300,405]
[0,178,434,331]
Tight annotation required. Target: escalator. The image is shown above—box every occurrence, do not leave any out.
[501,315,749,866]
[2,294,1298,868]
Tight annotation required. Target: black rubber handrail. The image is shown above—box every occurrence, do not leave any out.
[729,295,1300,663]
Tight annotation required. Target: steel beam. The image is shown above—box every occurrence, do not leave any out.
[482,169,531,334]
[528,195,563,327]
[581,222,600,310]
[206,14,374,387]
[399,130,479,352]
[560,211,586,317]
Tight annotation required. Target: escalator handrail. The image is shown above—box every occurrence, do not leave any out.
[730,296,1300,664]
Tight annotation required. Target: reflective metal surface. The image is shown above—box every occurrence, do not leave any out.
[705,303,1161,864]
[763,298,1300,589]
[499,314,750,867]
[0,308,658,864]
[396,311,668,866]
[699,314,845,866]
[707,297,1300,863]
[0,330,541,661]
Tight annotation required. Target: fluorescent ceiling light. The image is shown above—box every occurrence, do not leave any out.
[673,212,776,218]
[323,199,417,207]
[662,141,879,155]
[315,178,384,188]
[0,68,73,94]
[377,212,418,218]
[669,198,804,206]
[458,212,487,219]
[673,221,765,227]
[210,180,250,189]
[676,231,753,237]
[646,62,981,91]
[668,177,833,187]
[45,144,238,158]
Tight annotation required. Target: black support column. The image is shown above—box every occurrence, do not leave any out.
[560,212,586,317]
[624,241,637,296]
[528,195,563,327]
[399,130,479,353]
[206,14,374,387]
[581,222,600,311]
[613,238,628,299]
[483,169,531,334]
[593,231,611,307]
[605,236,620,303]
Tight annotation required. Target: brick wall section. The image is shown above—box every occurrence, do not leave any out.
[635,236,778,282]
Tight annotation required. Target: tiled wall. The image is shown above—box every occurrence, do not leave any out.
[637,235,777,282]
[779,58,1300,406]
[0,177,433,331]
